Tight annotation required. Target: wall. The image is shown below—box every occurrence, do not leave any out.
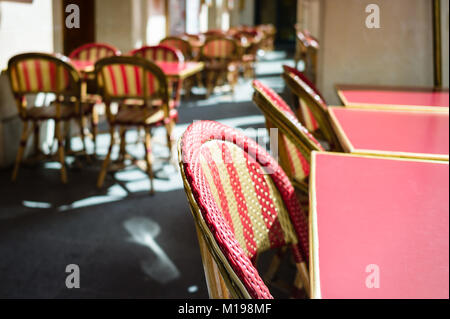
[317,0,436,105]
[441,0,449,88]
[96,0,135,52]
[0,0,57,167]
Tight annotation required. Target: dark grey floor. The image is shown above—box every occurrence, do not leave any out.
[0,51,296,299]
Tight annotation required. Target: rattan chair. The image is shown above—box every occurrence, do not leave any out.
[7,52,94,183]
[95,56,177,194]
[293,28,319,84]
[69,43,120,62]
[282,65,342,151]
[178,121,310,299]
[233,30,263,79]
[130,45,184,108]
[252,80,324,196]
[200,36,240,97]
[160,36,194,61]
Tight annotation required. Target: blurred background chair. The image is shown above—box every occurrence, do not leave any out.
[7,53,94,183]
[294,27,320,84]
[200,36,240,97]
[95,56,177,194]
[233,29,263,79]
[178,120,310,299]
[130,45,185,108]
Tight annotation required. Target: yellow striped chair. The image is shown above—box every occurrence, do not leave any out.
[179,121,310,299]
[200,36,240,97]
[160,36,193,60]
[160,36,196,98]
[95,56,177,194]
[282,65,342,151]
[7,52,94,183]
[252,80,324,197]
[69,43,120,62]
[130,45,184,108]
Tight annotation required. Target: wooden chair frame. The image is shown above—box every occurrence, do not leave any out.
[7,52,90,183]
[283,70,342,151]
[94,56,173,194]
[200,36,241,97]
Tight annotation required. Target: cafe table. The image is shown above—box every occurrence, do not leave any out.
[336,84,449,111]
[328,107,449,161]
[309,152,449,299]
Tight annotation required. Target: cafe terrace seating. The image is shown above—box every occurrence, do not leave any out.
[252,80,324,198]
[130,45,185,108]
[178,120,310,299]
[94,56,177,194]
[200,36,240,97]
[7,53,95,183]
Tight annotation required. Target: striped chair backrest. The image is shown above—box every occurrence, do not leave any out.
[252,80,324,183]
[160,37,192,60]
[95,56,168,101]
[282,65,328,133]
[130,45,184,63]
[282,66,342,150]
[69,43,120,62]
[8,53,80,96]
[201,37,238,60]
[180,121,309,299]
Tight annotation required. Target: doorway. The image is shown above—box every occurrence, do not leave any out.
[255,0,297,48]
[62,0,96,56]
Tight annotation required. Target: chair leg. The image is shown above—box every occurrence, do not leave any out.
[91,108,99,156]
[206,71,215,98]
[165,121,174,161]
[11,121,30,182]
[77,116,89,161]
[119,126,127,163]
[294,262,310,298]
[264,247,287,283]
[55,120,68,184]
[33,122,40,155]
[97,126,115,189]
[143,128,155,195]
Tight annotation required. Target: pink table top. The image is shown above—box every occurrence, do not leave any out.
[71,60,203,79]
[336,85,449,110]
[329,107,449,160]
[310,152,449,299]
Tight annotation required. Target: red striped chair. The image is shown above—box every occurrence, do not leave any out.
[130,45,184,108]
[69,43,120,62]
[282,65,342,151]
[200,36,240,97]
[252,80,324,197]
[233,30,263,79]
[160,36,197,98]
[160,37,193,60]
[95,56,177,194]
[179,121,310,299]
[7,52,94,183]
